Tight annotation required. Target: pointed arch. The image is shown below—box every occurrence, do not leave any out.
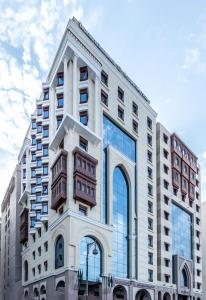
[24,260,28,282]
[55,235,64,269]
[179,262,191,289]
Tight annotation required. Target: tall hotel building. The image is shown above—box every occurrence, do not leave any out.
[0,18,203,300]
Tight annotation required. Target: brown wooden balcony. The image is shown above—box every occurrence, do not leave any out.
[189,183,195,201]
[73,147,98,208]
[181,176,189,195]
[171,152,181,173]
[172,169,181,189]
[190,168,196,186]
[20,208,28,244]
[51,150,68,210]
[182,161,190,180]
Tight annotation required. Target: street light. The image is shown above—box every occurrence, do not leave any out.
[85,241,98,300]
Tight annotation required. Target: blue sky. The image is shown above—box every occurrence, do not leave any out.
[0,0,206,202]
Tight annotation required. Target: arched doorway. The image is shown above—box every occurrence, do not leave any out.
[78,236,102,300]
[136,289,151,300]
[56,281,65,300]
[113,285,127,300]
[163,293,171,300]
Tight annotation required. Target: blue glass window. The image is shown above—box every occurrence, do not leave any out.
[42,203,48,214]
[112,167,129,278]
[43,144,49,156]
[57,73,64,86]
[43,107,49,119]
[103,115,136,223]
[55,235,64,269]
[57,94,64,108]
[43,164,48,175]
[37,123,42,133]
[32,121,36,129]
[80,89,88,103]
[43,126,49,138]
[80,111,88,126]
[172,204,192,259]
[30,217,35,228]
[79,236,101,281]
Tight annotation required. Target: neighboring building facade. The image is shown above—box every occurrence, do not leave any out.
[0,165,23,300]
[201,201,206,300]
[0,17,203,300]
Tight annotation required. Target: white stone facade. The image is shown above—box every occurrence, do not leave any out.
[0,18,203,300]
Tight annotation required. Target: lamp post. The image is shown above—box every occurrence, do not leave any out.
[85,241,98,300]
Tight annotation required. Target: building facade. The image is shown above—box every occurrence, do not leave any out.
[0,18,203,300]
[0,165,23,300]
[201,201,206,300]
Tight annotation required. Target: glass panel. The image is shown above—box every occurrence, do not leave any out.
[172,203,192,259]
[112,167,129,278]
[79,236,101,282]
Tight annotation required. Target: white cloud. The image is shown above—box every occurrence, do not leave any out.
[182,48,200,70]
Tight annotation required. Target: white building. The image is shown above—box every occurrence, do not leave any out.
[201,201,206,300]
[0,17,203,300]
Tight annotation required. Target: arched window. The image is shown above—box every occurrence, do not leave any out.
[40,285,46,295]
[136,289,151,300]
[180,267,188,287]
[112,167,129,278]
[34,288,39,297]
[113,285,127,300]
[56,280,65,293]
[24,260,28,282]
[55,235,64,269]
[79,236,101,282]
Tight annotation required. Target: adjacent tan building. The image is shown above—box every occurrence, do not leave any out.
[0,17,203,300]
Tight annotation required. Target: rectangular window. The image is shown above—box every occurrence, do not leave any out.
[148,235,153,247]
[80,67,88,81]
[101,70,108,86]
[36,192,41,202]
[32,121,36,129]
[57,115,63,129]
[148,183,153,196]
[147,150,152,163]
[36,175,41,186]
[42,183,48,195]
[101,90,108,106]
[163,133,168,144]
[57,72,64,86]
[148,252,153,265]
[164,195,169,205]
[44,241,48,252]
[31,168,36,178]
[43,164,48,176]
[44,261,48,271]
[36,157,42,168]
[165,259,170,267]
[80,111,88,126]
[79,204,87,216]
[147,117,152,130]
[43,107,49,119]
[148,270,153,282]
[147,134,152,146]
[164,180,169,190]
[164,211,169,220]
[118,105,124,121]
[165,243,169,251]
[43,126,49,138]
[132,102,138,115]
[79,136,88,151]
[31,152,36,161]
[163,149,169,159]
[165,275,170,283]
[148,201,153,213]
[132,119,138,133]
[148,218,153,230]
[37,105,42,116]
[31,136,36,146]
[42,203,48,214]
[36,139,42,151]
[80,88,88,103]
[23,169,26,179]
[57,94,64,108]
[164,164,169,174]
[164,227,169,236]
[147,167,153,179]
[43,144,49,156]
[43,89,49,100]
[31,184,36,194]
[37,123,42,133]
[118,86,124,101]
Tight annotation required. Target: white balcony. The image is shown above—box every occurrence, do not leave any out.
[29,228,37,235]
[29,211,36,217]
[35,222,42,228]
[18,189,29,204]
[34,203,42,210]
[40,214,48,222]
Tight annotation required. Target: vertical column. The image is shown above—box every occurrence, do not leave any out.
[94,75,100,133]
[72,54,78,118]
[64,56,69,116]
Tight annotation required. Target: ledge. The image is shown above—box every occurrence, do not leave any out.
[50,113,101,152]
[18,190,29,204]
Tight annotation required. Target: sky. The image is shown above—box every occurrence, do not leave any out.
[0,0,206,204]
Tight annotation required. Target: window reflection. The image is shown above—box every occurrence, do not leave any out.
[112,167,129,278]
[172,204,192,259]
[79,236,101,282]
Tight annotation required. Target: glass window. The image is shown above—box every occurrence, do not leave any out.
[43,126,49,138]
[37,123,42,133]
[37,105,42,116]
[118,86,124,101]
[36,158,42,168]
[79,136,88,151]
[55,235,64,269]
[101,90,108,106]
[101,71,108,86]
[43,107,49,119]
[118,105,124,120]
[36,175,41,185]
[31,184,36,194]
[31,168,36,178]
[172,204,192,259]
[31,136,36,145]
[32,121,36,129]
[57,73,64,86]
[132,102,138,115]
[147,117,152,130]
[43,164,48,176]
[112,167,129,278]
[42,203,48,214]
[80,89,88,103]
[79,236,101,281]
[133,119,138,133]
[57,94,64,108]
[57,115,63,129]
[79,205,87,216]
[80,111,88,126]
[43,89,49,100]
[80,67,88,81]
[42,183,48,195]
[31,152,36,161]
[37,139,42,150]
[36,192,41,202]
[30,217,36,228]
[43,144,49,156]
